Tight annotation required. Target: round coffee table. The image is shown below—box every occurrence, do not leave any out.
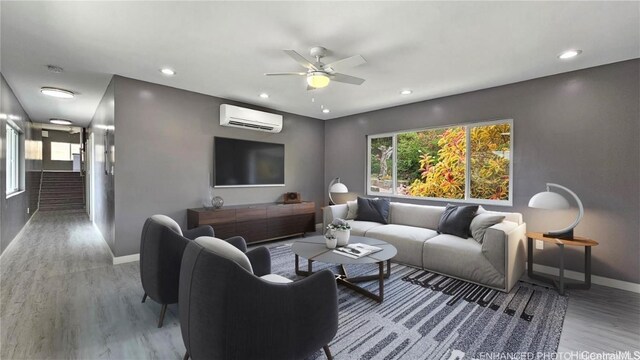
[292,235,397,302]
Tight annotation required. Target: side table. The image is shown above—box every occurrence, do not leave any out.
[526,232,598,295]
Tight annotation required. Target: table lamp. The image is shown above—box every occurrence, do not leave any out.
[328,177,349,205]
[528,183,583,239]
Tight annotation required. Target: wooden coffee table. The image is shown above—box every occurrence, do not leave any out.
[292,236,397,302]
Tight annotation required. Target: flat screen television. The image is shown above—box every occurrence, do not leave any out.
[214,137,285,187]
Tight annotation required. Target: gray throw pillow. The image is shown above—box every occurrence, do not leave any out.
[355,197,390,224]
[437,204,478,238]
[469,214,505,244]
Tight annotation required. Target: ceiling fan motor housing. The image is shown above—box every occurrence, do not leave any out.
[310,46,328,59]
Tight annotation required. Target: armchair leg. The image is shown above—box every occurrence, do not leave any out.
[157,304,167,328]
[141,293,147,303]
[183,351,189,360]
[323,345,333,360]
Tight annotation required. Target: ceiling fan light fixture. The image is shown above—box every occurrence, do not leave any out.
[307,72,330,89]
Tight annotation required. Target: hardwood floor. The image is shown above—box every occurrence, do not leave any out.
[1,210,638,359]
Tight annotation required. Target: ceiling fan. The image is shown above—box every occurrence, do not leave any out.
[265,46,366,90]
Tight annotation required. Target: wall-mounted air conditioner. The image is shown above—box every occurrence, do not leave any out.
[220,104,282,133]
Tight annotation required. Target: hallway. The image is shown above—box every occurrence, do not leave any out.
[0,211,184,359]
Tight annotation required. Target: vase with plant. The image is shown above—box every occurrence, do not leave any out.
[327,218,351,246]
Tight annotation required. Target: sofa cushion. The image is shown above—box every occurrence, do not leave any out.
[365,224,438,267]
[389,202,445,230]
[478,206,523,225]
[346,220,384,236]
[437,204,478,238]
[355,197,390,224]
[345,200,358,220]
[423,234,504,288]
[470,213,505,243]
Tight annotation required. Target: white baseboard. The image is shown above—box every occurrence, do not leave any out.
[92,222,139,265]
[531,263,640,294]
[113,253,140,265]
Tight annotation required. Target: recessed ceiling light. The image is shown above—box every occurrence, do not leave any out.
[400,90,413,95]
[259,93,269,99]
[322,108,330,114]
[160,68,176,76]
[49,119,73,125]
[558,49,582,60]
[41,87,74,99]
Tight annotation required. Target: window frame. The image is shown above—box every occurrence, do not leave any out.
[50,141,81,161]
[6,123,23,197]
[366,118,513,206]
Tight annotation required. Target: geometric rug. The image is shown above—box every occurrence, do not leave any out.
[268,243,568,360]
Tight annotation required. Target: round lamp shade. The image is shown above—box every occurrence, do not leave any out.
[528,191,570,210]
[329,183,349,193]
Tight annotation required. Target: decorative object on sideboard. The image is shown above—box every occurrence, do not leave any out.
[327,218,351,246]
[328,177,349,205]
[528,183,583,239]
[211,196,224,209]
[283,192,302,204]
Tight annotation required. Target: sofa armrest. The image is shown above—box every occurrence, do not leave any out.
[322,204,349,230]
[482,221,526,292]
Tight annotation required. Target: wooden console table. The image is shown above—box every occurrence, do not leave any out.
[526,231,598,295]
[187,202,316,244]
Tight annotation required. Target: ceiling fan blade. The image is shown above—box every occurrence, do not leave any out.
[330,73,366,85]
[264,72,307,76]
[283,50,319,71]
[325,55,366,72]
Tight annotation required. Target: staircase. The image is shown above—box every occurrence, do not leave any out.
[39,172,85,211]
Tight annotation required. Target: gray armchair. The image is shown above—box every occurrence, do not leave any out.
[179,236,339,360]
[139,215,245,327]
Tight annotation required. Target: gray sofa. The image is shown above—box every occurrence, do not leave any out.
[323,202,527,292]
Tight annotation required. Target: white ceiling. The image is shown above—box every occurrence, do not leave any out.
[1,1,638,127]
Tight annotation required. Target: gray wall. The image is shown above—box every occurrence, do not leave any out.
[112,76,325,256]
[42,130,80,171]
[0,74,42,253]
[325,60,640,284]
[89,78,115,254]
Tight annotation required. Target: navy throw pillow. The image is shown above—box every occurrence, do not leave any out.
[355,197,390,224]
[437,204,479,238]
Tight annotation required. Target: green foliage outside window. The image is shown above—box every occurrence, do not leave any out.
[369,122,511,201]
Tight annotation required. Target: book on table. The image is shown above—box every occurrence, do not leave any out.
[333,243,383,259]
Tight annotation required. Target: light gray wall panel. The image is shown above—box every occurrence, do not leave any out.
[89,78,115,254]
[113,76,324,256]
[325,60,640,284]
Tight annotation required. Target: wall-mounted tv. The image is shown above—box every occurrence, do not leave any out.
[214,137,285,187]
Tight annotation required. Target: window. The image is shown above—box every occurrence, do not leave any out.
[51,142,80,161]
[6,124,21,195]
[367,120,512,205]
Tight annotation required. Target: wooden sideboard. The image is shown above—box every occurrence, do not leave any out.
[187,201,316,244]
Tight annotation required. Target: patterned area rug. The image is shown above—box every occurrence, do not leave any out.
[268,243,568,360]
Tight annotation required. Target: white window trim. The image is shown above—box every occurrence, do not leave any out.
[6,123,23,197]
[366,118,514,207]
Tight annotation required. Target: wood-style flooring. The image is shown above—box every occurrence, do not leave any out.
[1,210,638,359]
